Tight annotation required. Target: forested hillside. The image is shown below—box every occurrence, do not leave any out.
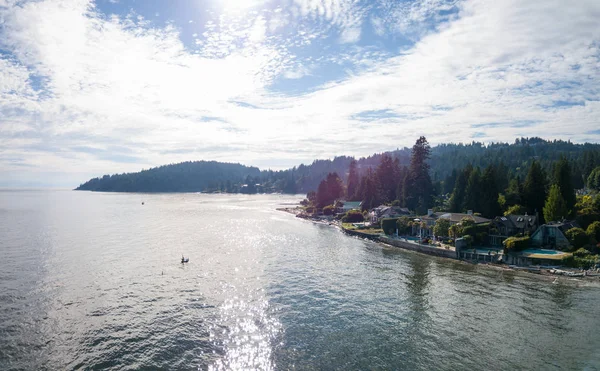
[76,138,600,194]
[76,161,261,192]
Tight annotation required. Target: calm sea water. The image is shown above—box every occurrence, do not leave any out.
[1,190,599,370]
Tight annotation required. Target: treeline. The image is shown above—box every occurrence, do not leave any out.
[288,137,600,194]
[76,137,600,195]
[307,136,434,213]
[76,161,263,192]
[306,137,600,229]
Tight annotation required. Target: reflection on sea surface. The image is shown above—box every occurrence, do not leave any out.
[1,190,599,370]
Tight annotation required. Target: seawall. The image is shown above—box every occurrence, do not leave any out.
[378,236,458,259]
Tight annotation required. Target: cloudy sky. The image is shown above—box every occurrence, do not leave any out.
[1,0,599,187]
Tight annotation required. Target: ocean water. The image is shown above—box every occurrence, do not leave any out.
[1,190,599,370]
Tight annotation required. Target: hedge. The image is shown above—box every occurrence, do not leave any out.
[503,236,530,252]
[342,210,364,223]
[381,218,399,235]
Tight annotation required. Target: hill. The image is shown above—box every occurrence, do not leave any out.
[76,138,600,194]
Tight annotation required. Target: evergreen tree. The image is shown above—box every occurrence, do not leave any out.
[443,169,457,195]
[504,177,522,207]
[406,136,433,211]
[588,166,600,191]
[449,165,472,212]
[463,167,482,212]
[553,156,576,216]
[326,172,344,202]
[522,160,548,219]
[315,172,343,207]
[376,154,397,203]
[480,165,502,218]
[316,180,329,208]
[346,160,360,201]
[543,184,568,223]
[360,168,379,211]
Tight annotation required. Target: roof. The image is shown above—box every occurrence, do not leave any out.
[420,212,490,224]
[494,214,537,229]
[544,220,580,233]
[372,205,411,218]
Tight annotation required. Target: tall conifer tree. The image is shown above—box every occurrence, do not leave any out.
[522,160,548,219]
[552,156,576,216]
[543,184,568,223]
[346,160,360,201]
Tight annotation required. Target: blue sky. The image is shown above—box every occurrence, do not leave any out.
[0,0,599,187]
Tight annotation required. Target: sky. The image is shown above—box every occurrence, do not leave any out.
[0,0,599,187]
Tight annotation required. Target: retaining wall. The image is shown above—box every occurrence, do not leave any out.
[379,236,458,259]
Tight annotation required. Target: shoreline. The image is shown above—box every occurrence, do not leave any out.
[277,207,600,284]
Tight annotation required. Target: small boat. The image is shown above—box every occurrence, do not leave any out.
[181,256,189,263]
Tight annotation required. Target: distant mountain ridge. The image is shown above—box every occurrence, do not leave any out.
[76,138,600,193]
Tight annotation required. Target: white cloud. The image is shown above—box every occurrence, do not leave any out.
[339,26,361,43]
[0,0,599,187]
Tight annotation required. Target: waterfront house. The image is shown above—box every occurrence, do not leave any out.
[415,209,491,237]
[369,205,411,224]
[529,220,580,250]
[489,214,538,246]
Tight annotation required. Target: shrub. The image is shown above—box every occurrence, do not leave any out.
[323,205,335,216]
[503,236,530,252]
[342,210,364,223]
[573,247,592,257]
[576,207,600,230]
[396,216,412,235]
[381,218,399,235]
[565,227,589,249]
[305,206,315,214]
[462,235,473,247]
[433,218,451,237]
[562,255,599,269]
[587,221,600,242]
[391,199,401,206]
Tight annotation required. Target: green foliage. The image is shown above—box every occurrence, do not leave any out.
[449,165,471,212]
[462,235,473,247]
[342,210,365,223]
[573,247,592,257]
[346,160,360,201]
[316,172,344,208]
[562,254,598,269]
[396,216,412,235]
[433,218,451,237]
[565,227,589,249]
[522,160,548,219]
[381,218,399,235]
[357,168,379,211]
[586,221,600,242]
[576,207,600,230]
[552,156,576,215]
[323,205,335,215]
[76,161,264,192]
[503,236,531,252]
[587,166,600,191]
[463,167,482,213]
[479,165,502,218]
[376,154,401,204]
[504,178,523,208]
[406,136,433,211]
[504,204,526,216]
[543,184,568,223]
